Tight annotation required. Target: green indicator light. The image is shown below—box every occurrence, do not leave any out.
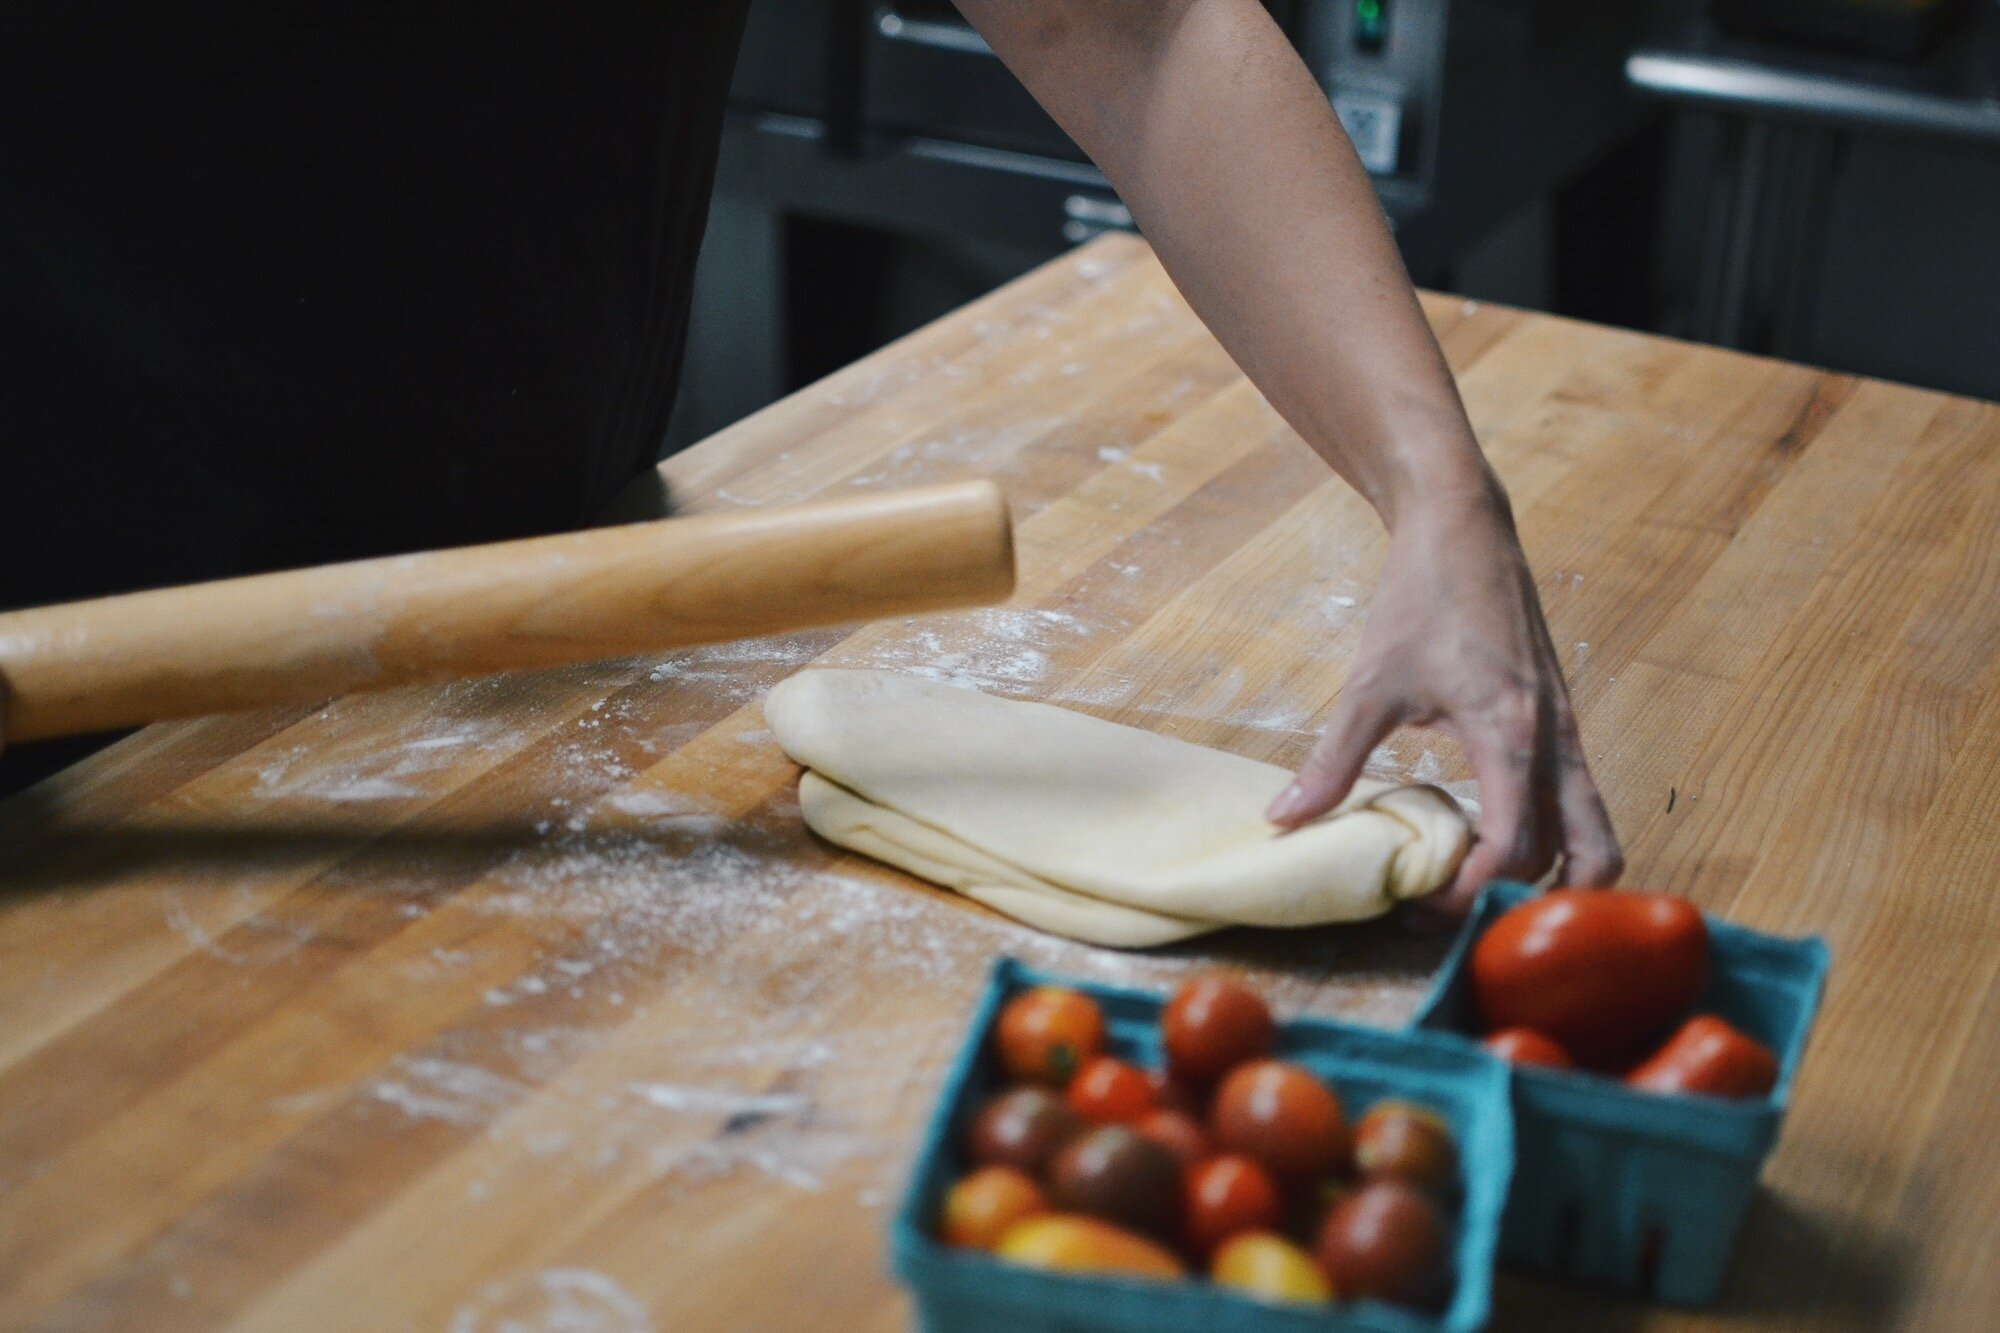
[1355,0,1387,54]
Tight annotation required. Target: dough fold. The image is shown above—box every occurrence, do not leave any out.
[765,669,1470,948]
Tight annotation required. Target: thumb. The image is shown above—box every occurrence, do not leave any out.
[1267,688,1399,827]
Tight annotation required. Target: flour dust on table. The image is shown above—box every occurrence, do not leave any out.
[764,669,1471,947]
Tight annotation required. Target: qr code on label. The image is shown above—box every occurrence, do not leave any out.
[1332,94,1402,175]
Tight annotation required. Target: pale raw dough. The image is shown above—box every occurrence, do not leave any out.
[764,669,1470,948]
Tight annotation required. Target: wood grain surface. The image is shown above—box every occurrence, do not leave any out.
[3,234,1997,1331]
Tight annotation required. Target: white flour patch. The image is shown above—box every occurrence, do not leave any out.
[851,607,1097,694]
[629,1083,812,1119]
[450,1268,651,1333]
[370,1056,525,1127]
[161,884,315,966]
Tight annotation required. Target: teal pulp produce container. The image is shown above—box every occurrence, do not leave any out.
[1409,882,1831,1306]
[893,958,1516,1333]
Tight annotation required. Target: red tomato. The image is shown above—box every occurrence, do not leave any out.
[1210,1060,1349,1181]
[1132,1108,1212,1170]
[1470,888,1709,1066]
[1482,1027,1576,1070]
[1315,1180,1448,1307]
[1066,1057,1156,1125]
[1626,1015,1779,1100]
[997,987,1106,1085]
[1182,1153,1283,1257]
[1163,975,1276,1086]
[941,1166,1047,1249]
[1352,1102,1457,1194]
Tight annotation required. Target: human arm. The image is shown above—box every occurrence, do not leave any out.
[955,0,1623,910]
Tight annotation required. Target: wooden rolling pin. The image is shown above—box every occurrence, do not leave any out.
[0,480,1014,743]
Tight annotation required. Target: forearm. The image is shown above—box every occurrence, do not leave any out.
[959,0,1497,530]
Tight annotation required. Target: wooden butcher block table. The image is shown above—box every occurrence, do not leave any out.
[4,234,1999,1331]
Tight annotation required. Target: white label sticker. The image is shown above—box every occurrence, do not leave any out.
[1333,93,1403,175]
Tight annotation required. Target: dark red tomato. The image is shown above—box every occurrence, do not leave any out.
[1163,975,1276,1086]
[1314,1180,1448,1307]
[969,1087,1083,1177]
[1132,1108,1212,1170]
[1066,1057,1156,1125]
[1471,888,1709,1066]
[1352,1102,1457,1194]
[1182,1154,1283,1257]
[997,987,1106,1085]
[1148,1065,1206,1119]
[1210,1060,1349,1181]
[1482,1027,1576,1070]
[1626,1015,1779,1100]
[1048,1125,1183,1238]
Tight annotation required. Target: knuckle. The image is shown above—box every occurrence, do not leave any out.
[1489,692,1543,756]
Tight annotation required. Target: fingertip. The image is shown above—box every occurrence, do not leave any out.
[1265,782,1316,827]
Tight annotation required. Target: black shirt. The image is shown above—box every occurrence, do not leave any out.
[1,3,750,611]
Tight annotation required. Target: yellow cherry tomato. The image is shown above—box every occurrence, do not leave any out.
[1210,1231,1334,1304]
[995,1214,1184,1280]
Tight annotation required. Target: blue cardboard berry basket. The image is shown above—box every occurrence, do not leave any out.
[1408,882,1831,1306]
[893,957,1515,1333]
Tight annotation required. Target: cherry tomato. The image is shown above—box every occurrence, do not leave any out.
[968,1087,1083,1177]
[1210,1232,1333,1304]
[1049,1125,1183,1238]
[941,1166,1047,1250]
[1066,1056,1157,1125]
[1163,975,1276,1086]
[1182,1153,1283,1257]
[1482,1027,1576,1070]
[1625,1014,1779,1100]
[1352,1102,1457,1194]
[1148,1065,1207,1119]
[1132,1107,1212,1170]
[1210,1060,1349,1181]
[1314,1180,1448,1308]
[997,987,1106,1085]
[995,1214,1184,1279]
[1471,888,1709,1066]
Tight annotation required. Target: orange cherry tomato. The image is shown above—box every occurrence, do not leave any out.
[1163,975,1276,1086]
[1352,1101,1457,1194]
[1210,1232,1333,1304]
[1315,1180,1447,1308]
[1210,1060,1349,1181]
[1471,888,1709,1066]
[997,986,1106,1085]
[1482,1027,1576,1070]
[1066,1056,1157,1125]
[941,1166,1047,1250]
[1626,1014,1779,1100]
[1182,1153,1283,1257]
[995,1214,1185,1279]
[1132,1108,1212,1170]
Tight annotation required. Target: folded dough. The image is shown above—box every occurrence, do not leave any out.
[764,669,1470,948]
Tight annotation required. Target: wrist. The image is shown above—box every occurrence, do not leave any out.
[1375,448,1514,541]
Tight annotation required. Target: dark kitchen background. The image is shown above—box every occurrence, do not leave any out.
[666,0,2000,452]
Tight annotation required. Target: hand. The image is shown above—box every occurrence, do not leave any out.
[1265,486,1622,922]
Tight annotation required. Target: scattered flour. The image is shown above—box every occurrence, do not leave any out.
[449,1268,651,1333]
